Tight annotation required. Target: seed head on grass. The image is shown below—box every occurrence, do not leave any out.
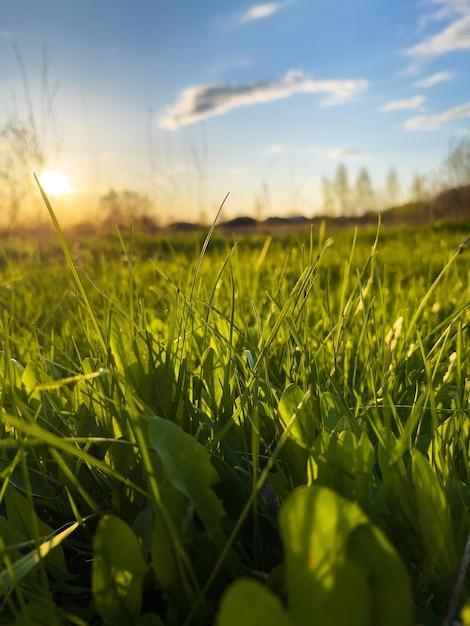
[457,234,470,254]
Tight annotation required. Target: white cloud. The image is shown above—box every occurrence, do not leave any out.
[240,2,292,23]
[413,71,455,86]
[380,95,426,112]
[404,100,470,130]
[418,0,470,31]
[328,148,363,159]
[159,70,369,129]
[403,3,470,72]
[405,13,470,57]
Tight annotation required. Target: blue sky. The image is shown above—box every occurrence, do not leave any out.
[1,0,469,222]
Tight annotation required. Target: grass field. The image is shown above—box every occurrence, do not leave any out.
[0,195,469,624]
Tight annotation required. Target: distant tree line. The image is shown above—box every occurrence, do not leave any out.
[0,71,469,230]
[321,164,436,216]
[57,135,470,229]
[320,136,470,217]
[99,188,154,227]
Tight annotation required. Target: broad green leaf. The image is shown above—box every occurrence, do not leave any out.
[148,417,226,542]
[150,483,197,607]
[0,521,78,595]
[347,524,413,625]
[217,579,293,626]
[412,450,457,583]
[109,314,154,401]
[320,392,356,434]
[92,515,148,626]
[21,361,40,395]
[0,353,25,409]
[311,430,375,509]
[280,486,369,626]
[4,486,67,577]
[109,313,163,412]
[374,430,422,566]
[277,384,313,485]
[376,429,417,529]
[201,346,225,410]
[279,485,412,626]
[0,352,24,384]
[109,313,135,374]
[132,506,154,558]
[148,417,242,617]
[278,384,316,448]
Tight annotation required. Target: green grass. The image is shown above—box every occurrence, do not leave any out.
[0,190,469,625]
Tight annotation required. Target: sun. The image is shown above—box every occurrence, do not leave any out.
[39,169,72,196]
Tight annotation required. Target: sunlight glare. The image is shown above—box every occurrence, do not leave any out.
[39,169,72,196]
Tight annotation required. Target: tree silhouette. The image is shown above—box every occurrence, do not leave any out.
[409,173,429,203]
[99,188,154,226]
[334,163,350,214]
[355,167,375,212]
[443,137,470,187]
[385,167,401,207]
[0,113,45,229]
[322,176,336,214]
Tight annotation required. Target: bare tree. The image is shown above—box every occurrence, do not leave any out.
[0,45,59,230]
[385,167,401,207]
[0,112,45,229]
[321,175,336,215]
[443,137,470,187]
[334,163,350,214]
[355,167,375,212]
[409,172,429,203]
[254,180,270,221]
[99,188,154,226]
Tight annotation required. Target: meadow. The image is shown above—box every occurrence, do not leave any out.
[0,191,469,625]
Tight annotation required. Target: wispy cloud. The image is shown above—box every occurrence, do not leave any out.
[417,0,470,32]
[403,3,470,72]
[413,71,455,87]
[405,14,470,57]
[404,100,470,130]
[328,148,364,159]
[159,70,369,129]
[240,2,293,24]
[379,95,426,112]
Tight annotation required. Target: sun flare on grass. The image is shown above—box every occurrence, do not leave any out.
[39,169,73,196]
